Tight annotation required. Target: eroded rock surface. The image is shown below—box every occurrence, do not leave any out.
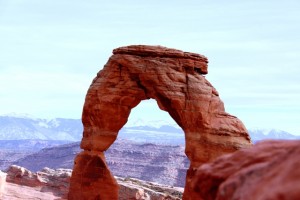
[6,165,71,198]
[191,140,300,200]
[69,45,252,199]
[117,176,183,200]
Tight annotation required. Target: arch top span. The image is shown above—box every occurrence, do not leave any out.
[113,45,208,75]
[113,45,208,64]
[69,45,252,200]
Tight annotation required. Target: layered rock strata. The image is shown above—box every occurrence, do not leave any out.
[69,45,252,199]
[191,140,300,200]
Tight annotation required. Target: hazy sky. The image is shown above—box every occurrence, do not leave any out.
[0,1,299,134]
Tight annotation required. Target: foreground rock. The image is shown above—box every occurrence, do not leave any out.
[6,165,71,199]
[69,45,252,199]
[3,165,183,199]
[2,183,61,200]
[191,140,300,200]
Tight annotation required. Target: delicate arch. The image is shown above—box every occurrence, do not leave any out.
[68,45,252,200]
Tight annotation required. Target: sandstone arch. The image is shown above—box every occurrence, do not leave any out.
[68,45,252,200]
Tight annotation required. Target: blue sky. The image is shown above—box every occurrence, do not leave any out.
[0,1,299,134]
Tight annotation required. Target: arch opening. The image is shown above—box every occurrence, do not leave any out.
[105,99,189,189]
[119,99,185,145]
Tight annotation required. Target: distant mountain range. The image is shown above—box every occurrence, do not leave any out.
[249,128,300,143]
[0,115,299,146]
[0,115,82,141]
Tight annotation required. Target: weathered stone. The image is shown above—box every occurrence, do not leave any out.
[6,165,71,199]
[69,45,252,199]
[116,176,183,200]
[6,165,39,187]
[191,140,300,200]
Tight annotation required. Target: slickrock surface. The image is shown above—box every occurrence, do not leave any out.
[69,45,252,199]
[2,182,61,200]
[191,140,300,200]
[3,165,183,200]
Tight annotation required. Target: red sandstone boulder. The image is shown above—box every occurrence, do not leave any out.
[191,140,300,200]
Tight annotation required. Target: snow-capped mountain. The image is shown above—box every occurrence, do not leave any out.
[0,114,299,145]
[0,115,185,145]
[248,128,300,143]
[3,112,37,119]
[120,118,184,144]
[125,118,180,129]
[0,115,82,141]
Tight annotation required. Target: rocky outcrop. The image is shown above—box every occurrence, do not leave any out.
[191,140,300,200]
[6,165,71,198]
[3,165,183,200]
[117,176,183,200]
[69,45,252,199]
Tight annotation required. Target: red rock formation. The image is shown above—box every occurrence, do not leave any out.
[191,140,300,200]
[6,165,71,198]
[68,45,252,199]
